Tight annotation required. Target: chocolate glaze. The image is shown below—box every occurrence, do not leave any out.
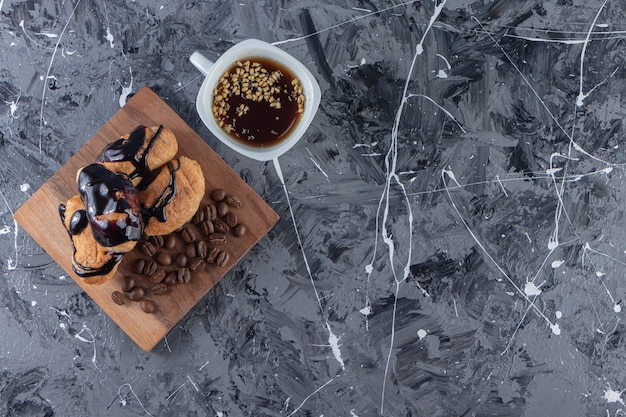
[96,125,164,180]
[58,202,124,278]
[68,210,88,235]
[77,163,142,247]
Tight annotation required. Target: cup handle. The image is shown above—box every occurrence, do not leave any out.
[189,51,214,76]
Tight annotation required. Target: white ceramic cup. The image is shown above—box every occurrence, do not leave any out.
[189,39,321,161]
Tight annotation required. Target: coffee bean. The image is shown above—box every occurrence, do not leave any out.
[216,250,230,267]
[150,235,164,247]
[233,223,247,237]
[164,271,178,286]
[140,300,155,314]
[213,218,229,234]
[205,204,217,221]
[121,276,135,292]
[189,257,205,271]
[111,291,125,305]
[156,252,172,266]
[196,240,208,259]
[225,212,238,228]
[143,260,158,276]
[186,243,197,259]
[225,194,241,208]
[192,209,205,224]
[128,286,145,301]
[210,189,227,201]
[140,241,157,257]
[150,269,166,283]
[176,253,188,267]
[217,201,229,217]
[181,224,197,243]
[208,233,226,246]
[151,283,167,295]
[177,267,191,284]
[165,235,177,250]
[135,259,146,274]
[207,247,220,263]
[200,220,214,236]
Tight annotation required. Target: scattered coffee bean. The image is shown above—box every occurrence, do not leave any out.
[165,235,177,250]
[135,258,146,274]
[225,193,241,208]
[186,243,197,259]
[225,212,238,228]
[189,257,205,271]
[177,267,191,284]
[217,201,229,217]
[111,291,125,305]
[200,219,214,236]
[121,276,135,292]
[150,269,166,283]
[151,283,168,295]
[213,218,229,234]
[140,241,157,257]
[150,235,164,247]
[143,259,158,276]
[216,250,230,267]
[128,286,145,301]
[196,240,208,259]
[140,299,155,314]
[233,223,247,237]
[207,247,220,263]
[208,233,227,245]
[124,189,248,312]
[176,253,188,267]
[156,252,172,266]
[205,204,217,220]
[192,209,205,224]
[211,189,227,201]
[181,224,197,243]
[164,271,178,286]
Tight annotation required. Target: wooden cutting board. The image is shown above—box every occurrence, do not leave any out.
[14,86,279,351]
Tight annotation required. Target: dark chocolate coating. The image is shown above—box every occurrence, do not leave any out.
[77,163,142,247]
[96,125,163,180]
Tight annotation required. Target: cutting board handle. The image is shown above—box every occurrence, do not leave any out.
[189,51,215,76]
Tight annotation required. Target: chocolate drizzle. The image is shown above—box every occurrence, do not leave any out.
[77,163,142,247]
[142,160,179,222]
[97,125,164,180]
[72,252,124,278]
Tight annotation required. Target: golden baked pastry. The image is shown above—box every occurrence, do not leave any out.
[59,195,135,285]
[140,156,206,236]
[96,125,178,185]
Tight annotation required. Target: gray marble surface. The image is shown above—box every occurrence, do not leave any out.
[2,1,626,416]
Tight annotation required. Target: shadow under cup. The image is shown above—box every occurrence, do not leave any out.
[190,39,321,161]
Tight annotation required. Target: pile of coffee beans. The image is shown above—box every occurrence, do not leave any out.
[111,189,246,313]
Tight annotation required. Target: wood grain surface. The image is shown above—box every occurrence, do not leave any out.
[14,87,279,351]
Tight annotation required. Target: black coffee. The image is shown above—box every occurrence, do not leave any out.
[212,58,305,147]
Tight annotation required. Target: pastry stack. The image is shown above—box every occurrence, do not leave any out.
[59,125,205,284]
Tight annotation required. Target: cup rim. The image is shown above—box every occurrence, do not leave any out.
[194,39,321,161]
